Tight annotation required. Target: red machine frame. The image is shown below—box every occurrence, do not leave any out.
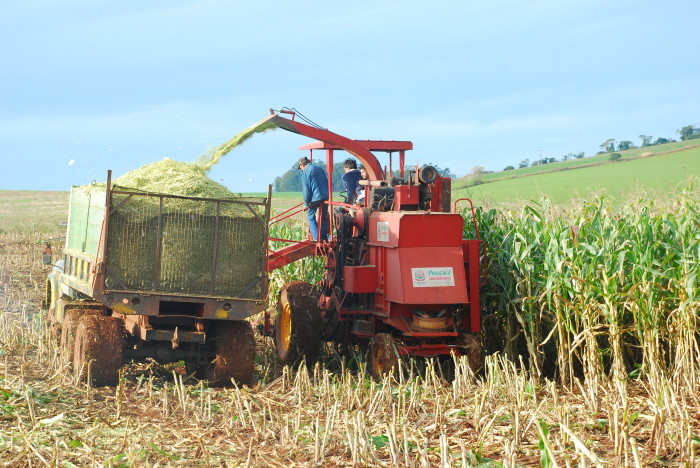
[261,109,486,359]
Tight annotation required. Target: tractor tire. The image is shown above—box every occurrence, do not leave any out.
[459,333,484,374]
[275,281,322,365]
[204,321,256,387]
[369,333,400,380]
[73,315,125,386]
[185,361,205,380]
[59,309,80,365]
[60,307,108,365]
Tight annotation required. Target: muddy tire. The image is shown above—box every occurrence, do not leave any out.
[185,361,205,379]
[73,315,124,386]
[204,321,256,387]
[60,309,80,365]
[274,281,322,365]
[59,306,108,365]
[369,333,400,380]
[49,322,61,345]
[459,333,484,374]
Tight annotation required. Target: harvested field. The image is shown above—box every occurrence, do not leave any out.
[0,183,699,466]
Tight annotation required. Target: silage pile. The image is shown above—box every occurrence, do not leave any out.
[113,158,238,199]
[79,158,237,200]
[76,159,267,299]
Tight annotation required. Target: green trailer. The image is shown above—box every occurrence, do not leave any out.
[45,171,271,386]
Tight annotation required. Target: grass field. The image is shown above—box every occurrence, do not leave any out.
[248,141,700,209]
[0,190,318,234]
[461,140,700,187]
[0,190,70,234]
[454,146,700,207]
[0,190,306,234]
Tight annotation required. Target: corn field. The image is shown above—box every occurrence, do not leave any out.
[0,183,698,466]
[268,221,325,300]
[472,182,699,381]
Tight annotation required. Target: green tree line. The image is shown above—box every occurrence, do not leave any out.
[503,123,698,172]
[600,123,699,153]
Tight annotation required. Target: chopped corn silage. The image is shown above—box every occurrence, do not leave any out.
[78,158,239,201]
[194,118,279,171]
[77,159,267,299]
[114,159,238,199]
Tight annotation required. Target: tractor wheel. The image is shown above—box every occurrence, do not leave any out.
[185,361,205,380]
[59,309,80,365]
[275,281,322,365]
[205,321,256,387]
[73,315,124,386]
[369,333,400,380]
[459,333,484,374]
[60,307,108,365]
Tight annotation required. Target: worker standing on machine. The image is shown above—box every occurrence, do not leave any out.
[356,165,368,205]
[341,158,362,204]
[299,156,329,241]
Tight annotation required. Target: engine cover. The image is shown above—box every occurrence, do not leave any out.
[367,211,468,305]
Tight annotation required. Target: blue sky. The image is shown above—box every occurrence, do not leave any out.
[1,0,698,192]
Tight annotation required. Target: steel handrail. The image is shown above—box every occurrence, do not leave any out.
[453,198,488,287]
[269,201,306,224]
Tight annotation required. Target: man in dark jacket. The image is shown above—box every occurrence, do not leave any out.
[298,156,329,241]
[341,158,362,204]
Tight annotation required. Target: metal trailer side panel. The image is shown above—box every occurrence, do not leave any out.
[66,187,106,258]
[53,179,271,322]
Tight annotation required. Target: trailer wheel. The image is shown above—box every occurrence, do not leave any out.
[275,281,321,365]
[60,307,108,365]
[459,333,483,374]
[73,315,124,386]
[205,321,256,387]
[59,309,80,365]
[369,333,400,380]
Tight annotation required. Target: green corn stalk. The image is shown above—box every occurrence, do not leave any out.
[470,177,700,389]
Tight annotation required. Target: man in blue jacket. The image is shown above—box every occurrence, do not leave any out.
[341,158,362,204]
[298,156,329,241]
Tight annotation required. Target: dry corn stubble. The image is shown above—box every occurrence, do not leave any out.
[1,184,699,466]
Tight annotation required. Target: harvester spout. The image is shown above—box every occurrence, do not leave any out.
[264,110,385,180]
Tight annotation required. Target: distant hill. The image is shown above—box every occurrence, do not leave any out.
[453,142,700,207]
[255,141,700,211]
